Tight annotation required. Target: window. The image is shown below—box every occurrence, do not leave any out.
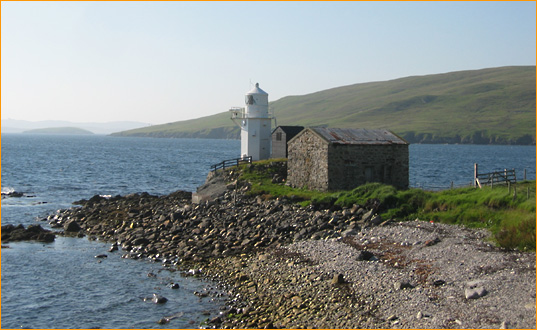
[276,132,282,141]
[246,95,255,105]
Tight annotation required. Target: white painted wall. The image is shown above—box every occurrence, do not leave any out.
[240,83,272,161]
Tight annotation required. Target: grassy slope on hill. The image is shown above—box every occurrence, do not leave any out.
[113,66,535,144]
[272,66,535,144]
[236,159,535,251]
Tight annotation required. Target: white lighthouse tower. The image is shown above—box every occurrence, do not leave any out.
[230,83,274,161]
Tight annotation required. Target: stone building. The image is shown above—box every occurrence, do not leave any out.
[271,126,304,158]
[287,127,409,191]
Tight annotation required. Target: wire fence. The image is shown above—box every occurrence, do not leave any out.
[410,181,473,191]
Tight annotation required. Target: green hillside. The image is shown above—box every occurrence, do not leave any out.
[23,127,94,135]
[113,66,536,144]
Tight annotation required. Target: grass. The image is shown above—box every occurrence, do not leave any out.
[237,159,322,205]
[235,159,536,251]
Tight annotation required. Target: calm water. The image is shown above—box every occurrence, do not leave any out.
[1,134,535,328]
[409,144,535,190]
[2,134,239,329]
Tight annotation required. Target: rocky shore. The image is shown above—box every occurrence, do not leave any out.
[2,224,55,243]
[38,168,535,329]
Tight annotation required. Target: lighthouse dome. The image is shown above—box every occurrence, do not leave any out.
[246,82,268,96]
[245,83,269,107]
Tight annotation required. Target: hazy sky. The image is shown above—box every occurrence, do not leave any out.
[2,1,535,125]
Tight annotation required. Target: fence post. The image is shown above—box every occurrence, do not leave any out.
[474,163,478,188]
[524,168,527,181]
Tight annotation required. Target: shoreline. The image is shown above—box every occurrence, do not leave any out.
[42,174,536,329]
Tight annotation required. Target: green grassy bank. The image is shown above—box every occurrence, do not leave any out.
[236,159,536,251]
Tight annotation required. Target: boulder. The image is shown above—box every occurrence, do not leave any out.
[371,215,383,226]
[361,210,374,223]
[132,237,150,246]
[37,232,56,243]
[341,228,357,237]
[2,191,24,198]
[64,220,82,232]
[1,224,56,243]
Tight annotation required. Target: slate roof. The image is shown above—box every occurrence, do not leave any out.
[273,126,305,136]
[309,127,408,145]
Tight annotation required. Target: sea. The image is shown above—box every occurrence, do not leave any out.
[1,133,535,329]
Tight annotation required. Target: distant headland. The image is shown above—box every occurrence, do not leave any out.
[22,127,94,135]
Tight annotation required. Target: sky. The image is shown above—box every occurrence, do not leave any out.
[1,1,536,125]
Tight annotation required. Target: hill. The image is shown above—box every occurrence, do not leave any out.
[112,66,536,144]
[3,119,150,135]
[22,127,94,135]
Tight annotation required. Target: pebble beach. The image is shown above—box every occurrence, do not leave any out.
[203,220,535,328]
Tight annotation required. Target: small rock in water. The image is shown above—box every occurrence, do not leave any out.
[170,283,180,289]
[95,254,107,259]
[151,294,168,304]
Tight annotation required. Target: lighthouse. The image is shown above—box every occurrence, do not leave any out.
[230,83,274,161]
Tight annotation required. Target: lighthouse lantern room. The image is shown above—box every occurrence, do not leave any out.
[230,83,274,161]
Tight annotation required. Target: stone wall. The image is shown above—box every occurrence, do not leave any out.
[287,129,329,190]
[327,143,409,190]
[288,130,409,191]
